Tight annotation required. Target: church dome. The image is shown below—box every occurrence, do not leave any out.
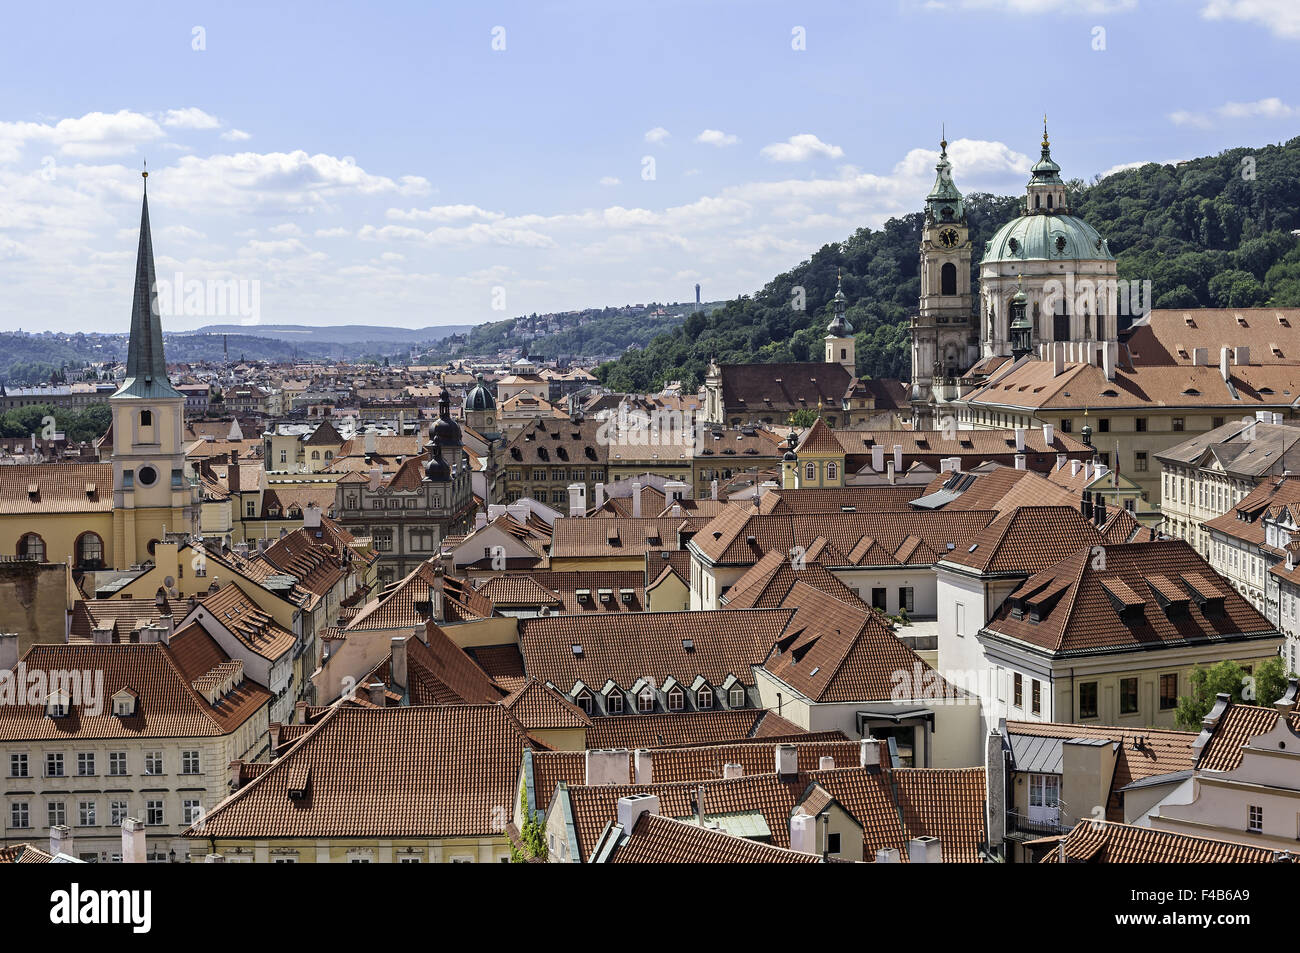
[465,374,495,412]
[981,213,1113,265]
[425,437,450,482]
[430,388,462,447]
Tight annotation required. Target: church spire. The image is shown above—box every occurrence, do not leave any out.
[925,129,964,225]
[826,270,852,336]
[116,165,181,400]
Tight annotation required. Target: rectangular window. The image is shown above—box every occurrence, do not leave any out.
[1159,673,1178,710]
[1120,677,1139,714]
[1099,418,1110,433]
[48,801,66,828]
[110,800,128,826]
[181,750,200,775]
[1248,805,1263,833]
[183,800,202,825]
[899,587,914,613]
[46,753,64,778]
[78,801,96,827]
[1013,673,1023,709]
[955,602,966,637]
[1031,679,1042,715]
[827,832,841,854]
[1060,419,1072,433]
[1079,682,1098,719]
[109,752,127,776]
[1173,417,1185,432]
[10,753,27,778]
[1135,417,1147,433]
[11,802,29,829]
[144,751,163,776]
[1212,416,1224,429]
[77,752,95,776]
[1135,451,1148,472]
[146,800,164,826]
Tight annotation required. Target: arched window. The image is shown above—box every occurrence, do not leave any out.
[667,687,684,711]
[311,451,320,460]
[1034,194,1041,209]
[697,686,713,710]
[17,533,44,561]
[324,450,333,460]
[1046,194,1053,209]
[75,532,104,569]
[638,687,655,713]
[804,462,816,481]
[941,262,957,296]
[827,462,838,481]
[140,409,153,427]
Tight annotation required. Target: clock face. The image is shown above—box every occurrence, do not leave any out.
[938,228,960,249]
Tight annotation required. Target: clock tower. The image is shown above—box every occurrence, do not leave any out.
[910,134,976,429]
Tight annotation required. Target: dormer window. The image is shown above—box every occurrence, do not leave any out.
[112,689,137,718]
[729,686,746,708]
[574,689,592,714]
[46,691,70,718]
[638,687,654,713]
[667,686,685,711]
[697,686,713,709]
[606,691,624,715]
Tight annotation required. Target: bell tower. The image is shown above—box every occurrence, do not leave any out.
[824,272,856,374]
[110,167,192,568]
[910,132,975,429]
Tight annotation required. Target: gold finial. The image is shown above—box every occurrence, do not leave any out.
[940,123,947,154]
[1042,115,1049,149]
[142,158,148,179]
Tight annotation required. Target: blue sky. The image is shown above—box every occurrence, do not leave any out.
[1,0,1298,333]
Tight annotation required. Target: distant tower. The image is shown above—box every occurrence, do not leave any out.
[824,272,855,374]
[781,427,799,490]
[695,283,701,312]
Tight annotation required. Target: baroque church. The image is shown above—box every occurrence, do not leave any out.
[910,124,1118,428]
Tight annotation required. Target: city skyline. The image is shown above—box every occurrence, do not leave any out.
[1,0,1299,332]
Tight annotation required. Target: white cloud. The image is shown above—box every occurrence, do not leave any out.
[1201,0,1300,38]
[314,226,349,238]
[387,203,504,223]
[644,126,670,144]
[914,0,1135,11]
[221,129,252,142]
[0,110,165,162]
[760,133,845,162]
[161,108,221,130]
[1169,96,1296,128]
[696,129,739,147]
[269,223,303,236]
[599,176,620,186]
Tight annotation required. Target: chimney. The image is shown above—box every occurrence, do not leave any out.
[390,636,408,696]
[474,510,488,531]
[229,759,245,790]
[694,785,706,827]
[366,682,387,706]
[893,445,903,472]
[1234,345,1250,367]
[228,449,241,492]
[616,793,659,831]
[818,756,836,770]
[585,748,632,786]
[722,762,744,779]
[1192,346,1208,366]
[1053,342,1065,377]
[859,737,881,768]
[985,729,1006,855]
[303,503,322,529]
[634,748,654,785]
[1275,678,1299,714]
[875,848,902,863]
[632,481,643,518]
[364,429,377,454]
[294,699,308,724]
[1056,453,1067,470]
[1057,839,1067,864]
[268,723,282,752]
[775,744,798,781]
[907,835,943,864]
[567,483,586,518]
[1014,428,1025,452]
[789,813,817,854]
[871,444,885,472]
[1070,459,1081,477]
[121,817,146,864]
[1083,462,1093,482]
[1043,422,1055,445]
[1081,491,1094,521]
[204,854,225,863]
[710,479,718,501]
[92,625,115,645]
[1221,346,1232,382]
[50,825,73,859]
[1102,341,1116,381]
[886,460,896,485]
[940,457,954,474]
[595,482,606,509]
[1014,454,1026,470]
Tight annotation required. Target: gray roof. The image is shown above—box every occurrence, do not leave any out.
[1008,732,1117,774]
[114,178,182,402]
[1155,419,1300,477]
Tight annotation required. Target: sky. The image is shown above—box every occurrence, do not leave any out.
[0,0,1298,334]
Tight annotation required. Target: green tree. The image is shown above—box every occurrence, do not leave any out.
[1175,657,1292,729]
[510,780,548,862]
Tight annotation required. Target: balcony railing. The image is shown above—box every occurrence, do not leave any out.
[1007,811,1068,838]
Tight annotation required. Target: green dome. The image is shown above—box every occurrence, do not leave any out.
[465,373,495,411]
[981,213,1113,265]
